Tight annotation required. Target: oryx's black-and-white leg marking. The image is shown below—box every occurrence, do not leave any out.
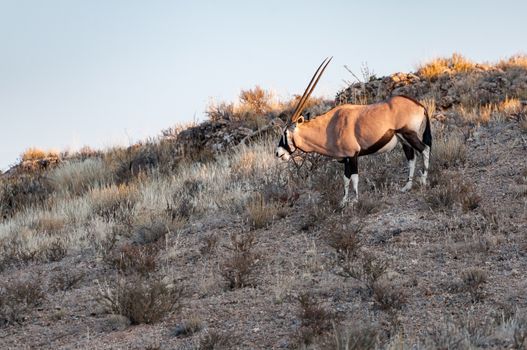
[341,155,358,207]
[399,128,431,187]
[401,143,415,192]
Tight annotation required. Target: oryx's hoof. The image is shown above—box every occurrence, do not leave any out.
[419,177,427,186]
[400,181,413,192]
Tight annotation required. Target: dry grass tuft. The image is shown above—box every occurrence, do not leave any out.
[246,193,279,230]
[49,158,114,196]
[461,268,488,302]
[432,133,467,169]
[330,321,379,350]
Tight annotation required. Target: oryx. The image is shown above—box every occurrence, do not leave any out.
[275,57,432,206]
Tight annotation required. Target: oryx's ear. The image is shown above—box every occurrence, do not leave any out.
[296,116,305,124]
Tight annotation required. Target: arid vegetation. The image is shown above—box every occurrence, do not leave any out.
[0,54,526,349]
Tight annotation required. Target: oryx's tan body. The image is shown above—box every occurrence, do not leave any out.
[292,96,427,159]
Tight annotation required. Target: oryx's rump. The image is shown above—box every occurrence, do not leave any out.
[292,95,429,158]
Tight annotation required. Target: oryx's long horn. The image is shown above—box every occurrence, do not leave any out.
[291,57,333,123]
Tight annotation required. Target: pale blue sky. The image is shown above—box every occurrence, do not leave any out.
[1,0,525,170]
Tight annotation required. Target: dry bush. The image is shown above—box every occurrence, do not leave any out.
[51,269,85,292]
[220,232,259,289]
[461,268,487,302]
[239,85,273,115]
[0,276,45,325]
[48,158,114,196]
[105,243,159,276]
[206,101,235,122]
[246,193,279,230]
[432,133,467,169]
[326,223,362,263]
[0,173,53,219]
[104,142,165,185]
[520,115,527,133]
[372,281,407,311]
[334,250,387,295]
[295,293,334,347]
[31,214,65,234]
[97,275,182,325]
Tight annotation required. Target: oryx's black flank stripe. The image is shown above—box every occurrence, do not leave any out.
[358,129,396,156]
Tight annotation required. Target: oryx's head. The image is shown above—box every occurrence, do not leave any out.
[275,57,332,161]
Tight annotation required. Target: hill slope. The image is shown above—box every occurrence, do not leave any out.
[1,55,527,349]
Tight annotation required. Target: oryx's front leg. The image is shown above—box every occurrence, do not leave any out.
[341,156,358,207]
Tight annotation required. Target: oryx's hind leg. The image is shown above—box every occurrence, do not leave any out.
[341,156,358,207]
[400,129,430,186]
[400,144,415,192]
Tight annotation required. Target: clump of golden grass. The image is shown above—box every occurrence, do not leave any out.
[21,147,59,161]
[417,53,477,80]
[496,54,527,71]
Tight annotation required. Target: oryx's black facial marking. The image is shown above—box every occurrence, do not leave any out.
[278,131,293,154]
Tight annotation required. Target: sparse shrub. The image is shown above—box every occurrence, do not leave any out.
[42,239,68,262]
[461,268,487,302]
[172,317,203,338]
[97,275,182,325]
[372,281,407,311]
[31,214,65,235]
[295,293,334,346]
[0,276,45,325]
[334,249,387,294]
[426,174,480,212]
[206,101,235,122]
[326,225,362,262]
[51,270,85,292]
[220,232,259,289]
[200,234,219,256]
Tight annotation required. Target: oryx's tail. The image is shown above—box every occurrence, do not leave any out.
[422,109,432,149]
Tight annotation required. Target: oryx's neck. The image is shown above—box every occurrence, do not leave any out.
[293,114,334,156]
